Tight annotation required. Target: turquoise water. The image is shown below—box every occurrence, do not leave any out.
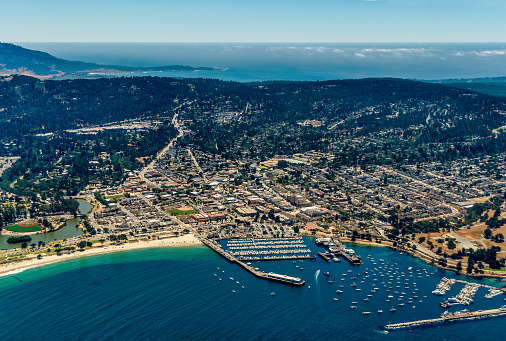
[0,238,504,340]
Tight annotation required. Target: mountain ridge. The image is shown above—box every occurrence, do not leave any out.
[0,43,218,79]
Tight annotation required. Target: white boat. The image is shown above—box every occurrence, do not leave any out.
[270,292,275,296]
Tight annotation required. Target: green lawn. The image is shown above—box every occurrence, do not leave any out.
[167,209,196,215]
[4,222,42,233]
[105,194,124,199]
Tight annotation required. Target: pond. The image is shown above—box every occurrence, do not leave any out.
[0,199,93,250]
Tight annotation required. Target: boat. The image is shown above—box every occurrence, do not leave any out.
[333,298,339,301]
[362,312,371,315]
[390,307,396,312]
[398,303,405,306]
[351,282,356,287]
[214,274,217,277]
[336,290,344,294]
[364,298,370,302]
[350,306,357,309]
[230,277,234,280]
[352,301,358,304]
[378,309,383,314]
[328,281,334,284]
[270,292,275,296]
[219,278,222,281]
[232,290,236,293]
[323,271,330,276]
[299,268,303,271]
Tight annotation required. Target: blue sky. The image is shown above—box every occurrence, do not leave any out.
[1,0,505,42]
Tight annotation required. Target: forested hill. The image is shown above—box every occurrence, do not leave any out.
[1,75,505,142]
[0,43,217,78]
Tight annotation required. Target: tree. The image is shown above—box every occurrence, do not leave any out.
[456,261,462,272]
[484,228,493,239]
[447,240,456,250]
[78,240,87,248]
[495,233,504,243]
[418,236,426,244]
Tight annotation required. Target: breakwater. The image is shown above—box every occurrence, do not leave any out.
[384,307,506,330]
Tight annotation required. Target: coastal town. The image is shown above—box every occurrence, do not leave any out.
[2,105,506,283]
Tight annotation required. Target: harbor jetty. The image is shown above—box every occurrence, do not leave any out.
[200,237,305,286]
[384,306,506,331]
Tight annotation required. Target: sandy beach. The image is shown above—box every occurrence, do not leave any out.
[0,234,202,277]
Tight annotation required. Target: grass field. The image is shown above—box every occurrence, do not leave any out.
[4,221,42,233]
[167,209,196,216]
[105,194,124,199]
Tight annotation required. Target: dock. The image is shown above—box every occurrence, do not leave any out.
[226,238,315,261]
[384,307,506,331]
[316,236,362,264]
[200,237,305,286]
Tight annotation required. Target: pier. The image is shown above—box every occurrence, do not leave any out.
[316,236,362,264]
[384,307,506,331]
[200,237,305,286]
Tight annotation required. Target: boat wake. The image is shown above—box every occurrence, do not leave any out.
[315,269,320,281]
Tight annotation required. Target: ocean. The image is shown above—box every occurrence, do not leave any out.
[17,42,506,82]
[0,238,505,341]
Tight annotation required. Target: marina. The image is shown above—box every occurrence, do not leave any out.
[200,237,305,286]
[225,238,315,261]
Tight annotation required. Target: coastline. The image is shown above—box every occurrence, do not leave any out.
[0,234,202,278]
[313,234,506,281]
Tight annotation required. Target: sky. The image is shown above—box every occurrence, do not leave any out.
[0,0,505,43]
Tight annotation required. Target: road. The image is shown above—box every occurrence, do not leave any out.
[138,109,185,185]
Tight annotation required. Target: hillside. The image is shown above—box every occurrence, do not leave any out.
[0,43,217,79]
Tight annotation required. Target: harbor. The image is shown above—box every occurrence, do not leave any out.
[200,237,305,286]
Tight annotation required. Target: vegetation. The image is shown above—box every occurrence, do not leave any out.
[4,222,42,233]
[6,235,32,244]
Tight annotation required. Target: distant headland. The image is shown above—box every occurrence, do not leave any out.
[0,43,220,79]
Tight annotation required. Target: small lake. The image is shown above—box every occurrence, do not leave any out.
[0,199,93,250]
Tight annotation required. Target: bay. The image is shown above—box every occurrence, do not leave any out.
[17,42,506,81]
[0,237,504,340]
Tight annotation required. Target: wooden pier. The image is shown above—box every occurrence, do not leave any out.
[384,307,506,331]
[200,237,305,286]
